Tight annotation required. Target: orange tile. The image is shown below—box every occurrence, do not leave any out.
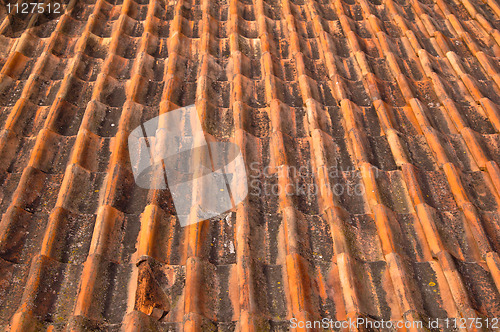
[1,0,500,328]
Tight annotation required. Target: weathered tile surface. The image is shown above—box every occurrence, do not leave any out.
[0,0,500,330]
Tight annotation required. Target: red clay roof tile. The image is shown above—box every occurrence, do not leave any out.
[0,0,500,329]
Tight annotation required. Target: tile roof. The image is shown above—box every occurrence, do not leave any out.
[0,0,500,330]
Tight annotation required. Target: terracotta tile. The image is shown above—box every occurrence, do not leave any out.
[0,0,500,329]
